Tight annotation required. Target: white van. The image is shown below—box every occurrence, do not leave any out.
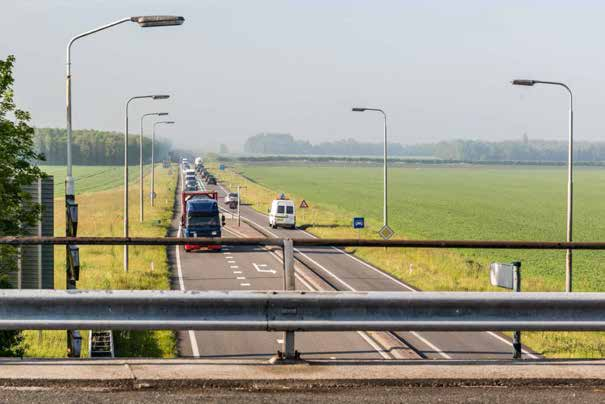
[269,199,296,229]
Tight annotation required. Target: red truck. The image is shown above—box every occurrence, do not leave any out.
[180,191,224,252]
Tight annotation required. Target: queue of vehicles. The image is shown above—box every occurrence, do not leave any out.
[180,157,297,249]
[180,157,225,252]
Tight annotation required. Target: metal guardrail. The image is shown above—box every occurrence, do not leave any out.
[3,236,605,249]
[1,289,604,331]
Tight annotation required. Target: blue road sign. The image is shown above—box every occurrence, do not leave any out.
[219,164,225,171]
[353,217,365,229]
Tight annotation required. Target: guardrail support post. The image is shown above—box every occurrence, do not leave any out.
[512,261,522,359]
[281,238,298,360]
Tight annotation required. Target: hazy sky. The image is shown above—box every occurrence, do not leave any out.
[3,1,605,150]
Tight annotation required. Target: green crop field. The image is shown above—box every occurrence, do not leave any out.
[39,165,150,197]
[219,163,605,357]
[235,164,605,291]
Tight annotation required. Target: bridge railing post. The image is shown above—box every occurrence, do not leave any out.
[281,238,298,360]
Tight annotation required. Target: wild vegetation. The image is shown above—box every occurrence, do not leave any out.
[214,162,605,358]
[22,164,177,357]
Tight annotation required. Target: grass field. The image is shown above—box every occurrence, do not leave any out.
[216,163,605,358]
[21,164,177,358]
[39,165,149,197]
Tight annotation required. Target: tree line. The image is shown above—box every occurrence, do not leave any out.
[243,133,605,162]
[35,128,172,165]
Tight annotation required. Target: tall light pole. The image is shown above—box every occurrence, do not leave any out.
[352,107,390,236]
[151,121,175,207]
[65,14,184,357]
[140,112,168,221]
[125,95,169,272]
[512,79,574,292]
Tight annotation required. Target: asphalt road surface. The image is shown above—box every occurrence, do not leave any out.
[171,167,537,360]
[2,385,603,404]
[171,173,394,360]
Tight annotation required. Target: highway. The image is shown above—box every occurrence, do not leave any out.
[171,172,411,360]
[172,166,537,360]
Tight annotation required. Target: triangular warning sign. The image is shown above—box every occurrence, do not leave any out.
[299,200,309,209]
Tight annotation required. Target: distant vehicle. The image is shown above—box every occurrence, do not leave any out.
[184,182,198,192]
[269,197,296,229]
[206,175,217,185]
[182,162,190,170]
[181,191,225,252]
[185,174,196,183]
[194,157,203,168]
[224,192,238,209]
[184,168,195,176]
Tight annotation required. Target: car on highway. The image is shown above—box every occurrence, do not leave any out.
[206,175,217,185]
[224,192,238,209]
[269,197,296,229]
[184,183,198,192]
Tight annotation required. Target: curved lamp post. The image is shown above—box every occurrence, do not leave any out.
[512,79,574,292]
[64,14,184,357]
[140,112,169,222]
[151,121,175,207]
[352,107,389,233]
[124,95,169,272]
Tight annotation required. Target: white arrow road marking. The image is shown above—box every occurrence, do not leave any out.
[253,263,276,274]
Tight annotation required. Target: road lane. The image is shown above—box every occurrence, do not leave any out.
[172,171,391,360]
[212,182,538,360]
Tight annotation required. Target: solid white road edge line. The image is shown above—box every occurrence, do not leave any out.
[176,189,200,359]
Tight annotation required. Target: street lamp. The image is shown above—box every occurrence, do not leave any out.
[125,95,169,272]
[140,112,169,222]
[512,79,574,292]
[151,121,175,207]
[352,107,391,237]
[64,14,184,357]
[66,14,185,206]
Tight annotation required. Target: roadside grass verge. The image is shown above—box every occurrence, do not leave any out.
[212,162,605,358]
[21,164,177,358]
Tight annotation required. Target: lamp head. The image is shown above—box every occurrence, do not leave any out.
[512,79,536,86]
[132,16,185,27]
[352,107,367,112]
[152,94,170,100]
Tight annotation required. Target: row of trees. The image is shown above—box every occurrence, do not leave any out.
[244,133,414,156]
[35,128,172,165]
[243,133,605,162]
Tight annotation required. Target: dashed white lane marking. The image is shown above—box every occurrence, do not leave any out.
[236,277,246,280]
[233,271,242,274]
[228,260,236,264]
[240,283,251,286]
[225,256,234,259]
[230,265,239,269]
[276,339,284,344]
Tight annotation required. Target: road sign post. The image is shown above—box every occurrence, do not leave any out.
[490,261,522,359]
[353,217,365,240]
[299,200,308,224]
